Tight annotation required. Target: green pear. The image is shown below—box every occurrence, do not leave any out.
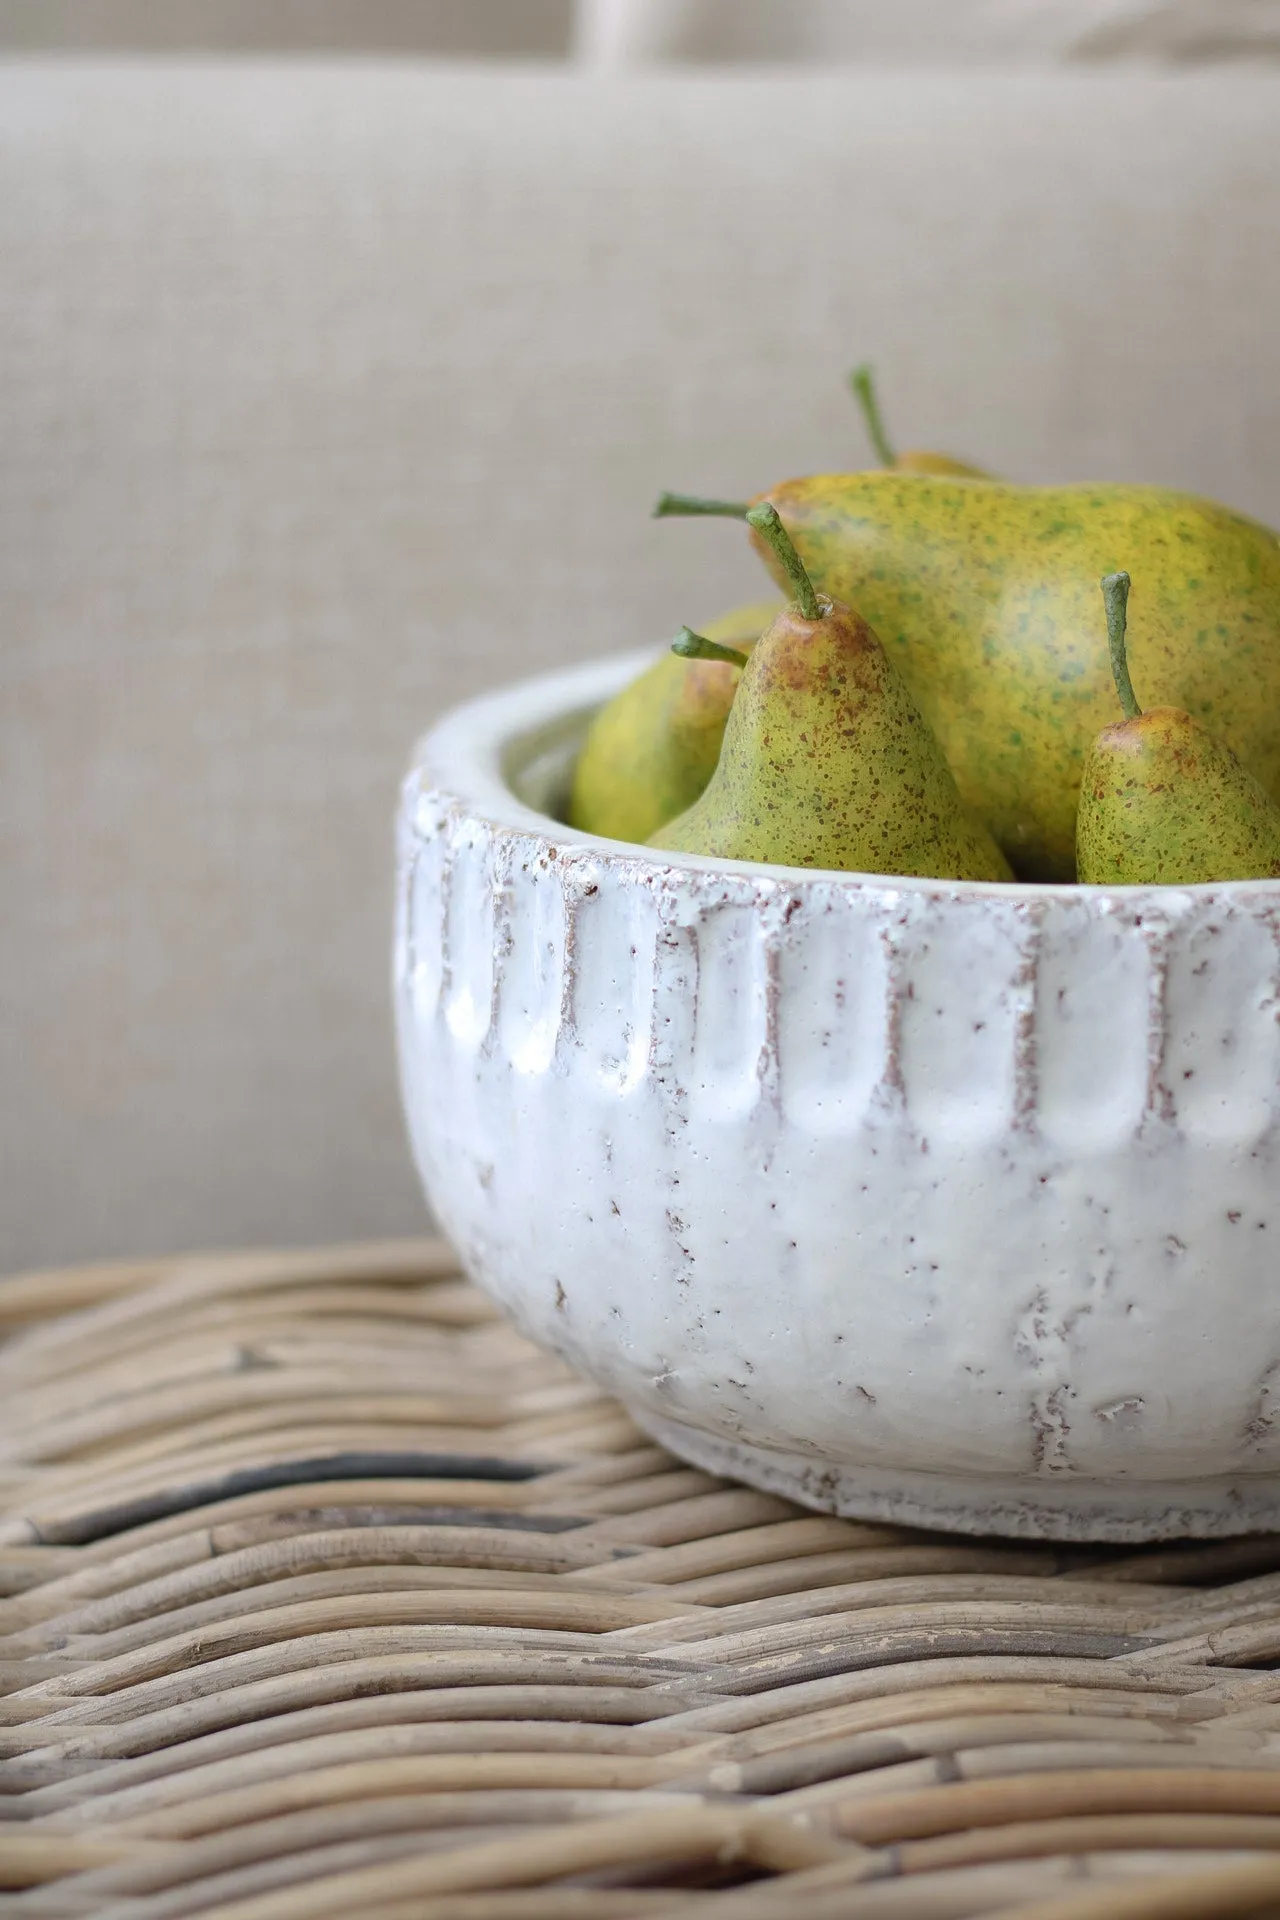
[655,472,1280,881]
[1077,572,1280,885]
[649,505,1012,882]
[849,363,991,478]
[568,598,783,844]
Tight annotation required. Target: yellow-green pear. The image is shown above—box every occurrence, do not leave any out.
[655,472,1280,881]
[848,363,990,478]
[650,505,1012,882]
[1077,572,1280,885]
[568,598,783,844]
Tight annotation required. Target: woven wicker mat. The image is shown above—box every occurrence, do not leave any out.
[8,1247,1280,1918]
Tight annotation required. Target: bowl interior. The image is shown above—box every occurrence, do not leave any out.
[502,703,591,824]
[420,649,1280,905]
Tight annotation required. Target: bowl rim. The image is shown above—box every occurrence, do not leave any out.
[408,649,1280,906]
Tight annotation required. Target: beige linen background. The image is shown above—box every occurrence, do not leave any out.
[3,0,1278,61]
[575,0,1280,64]
[3,63,1280,1268]
[0,2,572,56]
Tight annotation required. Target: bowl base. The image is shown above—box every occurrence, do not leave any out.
[632,1410,1280,1544]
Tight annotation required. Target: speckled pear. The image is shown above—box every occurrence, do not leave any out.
[568,599,783,844]
[656,473,1280,880]
[1077,572,1280,885]
[649,507,1012,882]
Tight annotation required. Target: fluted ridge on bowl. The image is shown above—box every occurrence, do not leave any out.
[400,780,1280,1159]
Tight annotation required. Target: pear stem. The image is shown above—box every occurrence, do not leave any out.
[849,362,896,467]
[1102,572,1141,721]
[653,491,750,520]
[671,627,748,669]
[745,502,822,621]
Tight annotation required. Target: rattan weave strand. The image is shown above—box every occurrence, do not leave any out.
[6,1240,1280,1916]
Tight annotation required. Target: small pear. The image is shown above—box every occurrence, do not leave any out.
[1077,572,1280,885]
[848,363,990,479]
[650,505,1012,882]
[569,599,783,844]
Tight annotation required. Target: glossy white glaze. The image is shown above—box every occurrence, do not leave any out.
[395,652,1280,1540]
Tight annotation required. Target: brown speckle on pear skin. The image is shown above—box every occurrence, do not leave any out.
[569,599,783,845]
[744,473,1280,881]
[649,601,1012,883]
[570,648,733,843]
[1077,705,1280,885]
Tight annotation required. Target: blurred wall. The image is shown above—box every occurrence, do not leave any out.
[575,0,1280,65]
[4,0,1278,62]
[4,63,1279,1270]
[0,1,573,56]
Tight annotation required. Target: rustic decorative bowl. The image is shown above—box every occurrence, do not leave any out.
[395,651,1280,1542]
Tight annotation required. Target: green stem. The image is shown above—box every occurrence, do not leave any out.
[745,502,822,622]
[1102,572,1141,720]
[671,627,748,669]
[849,362,896,467]
[653,491,750,520]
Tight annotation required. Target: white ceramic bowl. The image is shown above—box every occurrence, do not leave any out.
[395,650,1280,1541]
